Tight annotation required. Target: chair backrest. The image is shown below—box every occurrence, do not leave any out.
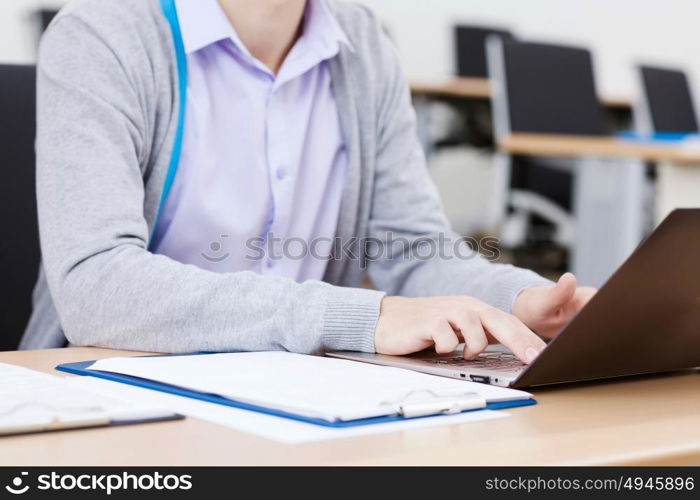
[488,40,607,137]
[0,65,40,351]
[37,9,59,33]
[454,25,514,78]
[639,65,699,133]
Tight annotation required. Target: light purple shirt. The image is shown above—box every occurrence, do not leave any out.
[153,0,351,282]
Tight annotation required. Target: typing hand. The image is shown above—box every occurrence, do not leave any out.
[512,272,597,339]
[374,296,547,364]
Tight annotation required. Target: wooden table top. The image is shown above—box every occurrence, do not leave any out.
[498,133,700,164]
[410,77,632,110]
[2,347,699,466]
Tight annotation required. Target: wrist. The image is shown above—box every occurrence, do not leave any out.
[373,295,402,353]
[321,287,385,353]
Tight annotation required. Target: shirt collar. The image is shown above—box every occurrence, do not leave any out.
[174,0,233,54]
[174,0,354,56]
[304,0,355,56]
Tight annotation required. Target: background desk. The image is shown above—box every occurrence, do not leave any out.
[498,133,700,164]
[410,78,633,154]
[1,347,699,466]
[408,79,640,286]
[411,77,632,111]
[497,133,700,286]
[411,77,492,100]
[498,132,700,223]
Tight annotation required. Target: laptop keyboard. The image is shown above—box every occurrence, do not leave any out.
[425,352,525,372]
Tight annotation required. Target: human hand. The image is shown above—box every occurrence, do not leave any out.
[512,272,597,338]
[374,295,547,364]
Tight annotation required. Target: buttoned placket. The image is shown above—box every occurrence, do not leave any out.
[261,79,294,274]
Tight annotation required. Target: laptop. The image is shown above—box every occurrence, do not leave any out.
[328,209,700,388]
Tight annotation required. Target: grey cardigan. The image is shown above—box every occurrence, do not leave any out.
[20,0,549,353]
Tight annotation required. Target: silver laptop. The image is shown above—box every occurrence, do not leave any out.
[328,344,524,387]
[328,210,700,388]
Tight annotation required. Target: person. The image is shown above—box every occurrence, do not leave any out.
[21,0,595,363]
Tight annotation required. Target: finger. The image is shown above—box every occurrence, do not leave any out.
[449,312,488,360]
[541,272,578,312]
[480,308,547,364]
[430,317,461,354]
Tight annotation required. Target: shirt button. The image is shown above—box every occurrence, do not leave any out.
[276,166,287,180]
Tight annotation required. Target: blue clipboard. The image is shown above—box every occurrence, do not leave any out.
[56,354,536,428]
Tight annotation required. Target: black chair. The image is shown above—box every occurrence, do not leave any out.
[639,65,699,134]
[442,25,515,148]
[0,65,40,350]
[499,42,607,136]
[488,40,652,286]
[454,25,515,78]
[487,41,609,256]
[37,9,59,33]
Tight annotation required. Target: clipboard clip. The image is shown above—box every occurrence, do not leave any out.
[381,389,487,418]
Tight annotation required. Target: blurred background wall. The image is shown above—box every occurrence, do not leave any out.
[358,0,700,101]
[2,0,699,279]
[6,1,700,239]
[4,1,700,100]
[0,0,64,63]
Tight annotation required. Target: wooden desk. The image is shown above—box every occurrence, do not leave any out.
[498,132,700,165]
[2,348,700,466]
[411,77,632,110]
[497,132,700,287]
[411,77,492,100]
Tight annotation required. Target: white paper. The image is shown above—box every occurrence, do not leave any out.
[89,352,532,422]
[66,376,509,444]
[0,363,174,430]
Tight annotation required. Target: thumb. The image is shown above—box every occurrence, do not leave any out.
[541,272,577,312]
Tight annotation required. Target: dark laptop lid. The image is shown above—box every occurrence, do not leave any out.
[514,209,700,387]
